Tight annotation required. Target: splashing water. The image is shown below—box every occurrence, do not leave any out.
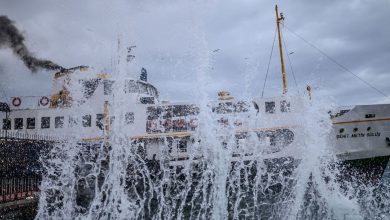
[35,32,390,220]
[35,83,390,219]
[34,91,354,219]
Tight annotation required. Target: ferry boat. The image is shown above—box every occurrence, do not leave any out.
[0,5,389,178]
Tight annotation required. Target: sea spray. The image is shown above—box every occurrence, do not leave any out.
[34,27,381,220]
[287,97,361,219]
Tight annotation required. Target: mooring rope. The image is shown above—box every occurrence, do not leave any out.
[261,26,277,98]
[284,25,389,98]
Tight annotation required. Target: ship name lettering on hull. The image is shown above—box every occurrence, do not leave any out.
[336,132,381,139]
[367,132,381,137]
[336,134,349,139]
[351,133,365,138]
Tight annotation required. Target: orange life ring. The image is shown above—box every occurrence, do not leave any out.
[40,96,50,106]
[12,97,21,107]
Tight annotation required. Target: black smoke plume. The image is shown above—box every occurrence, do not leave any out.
[0,15,64,72]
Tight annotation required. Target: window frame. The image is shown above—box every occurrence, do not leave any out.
[55,116,64,128]
[96,114,104,130]
[41,117,51,129]
[14,118,23,130]
[68,116,78,127]
[125,112,135,124]
[265,101,276,114]
[365,114,376,119]
[280,100,291,113]
[82,115,92,127]
[27,118,35,129]
[2,118,11,130]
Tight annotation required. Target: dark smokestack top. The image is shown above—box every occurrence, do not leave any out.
[0,15,64,72]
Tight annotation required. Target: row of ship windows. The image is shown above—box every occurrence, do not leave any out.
[212,100,291,114]
[264,100,291,113]
[339,126,372,133]
[1,113,135,130]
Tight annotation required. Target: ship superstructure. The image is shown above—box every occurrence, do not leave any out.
[0,65,308,161]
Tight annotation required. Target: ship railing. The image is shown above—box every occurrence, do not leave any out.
[0,130,70,142]
[0,176,40,204]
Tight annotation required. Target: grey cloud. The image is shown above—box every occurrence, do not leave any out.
[0,0,389,105]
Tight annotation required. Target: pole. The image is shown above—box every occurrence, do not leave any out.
[275,5,288,94]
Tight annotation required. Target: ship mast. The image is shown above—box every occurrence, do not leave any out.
[275,5,288,94]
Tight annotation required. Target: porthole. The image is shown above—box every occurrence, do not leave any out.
[339,128,345,133]
[353,128,358,132]
[367,127,372,131]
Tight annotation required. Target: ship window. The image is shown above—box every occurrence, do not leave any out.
[82,79,99,98]
[162,106,173,119]
[280,100,291,112]
[173,105,186,116]
[140,97,154,104]
[96,114,104,130]
[55,116,64,128]
[147,107,162,120]
[145,84,158,97]
[214,102,234,114]
[172,119,187,132]
[14,118,23,129]
[104,80,114,95]
[265,102,275,113]
[146,120,160,134]
[235,101,249,113]
[41,117,50,129]
[127,80,139,93]
[367,127,372,131]
[125,112,134,124]
[178,139,187,152]
[339,128,345,133]
[187,105,200,115]
[2,118,10,130]
[365,114,375,119]
[253,102,259,113]
[68,116,78,127]
[82,115,91,127]
[353,128,358,132]
[139,83,148,94]
[27,118,35,129]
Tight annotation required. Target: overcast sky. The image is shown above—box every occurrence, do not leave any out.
[0,0,389,106]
